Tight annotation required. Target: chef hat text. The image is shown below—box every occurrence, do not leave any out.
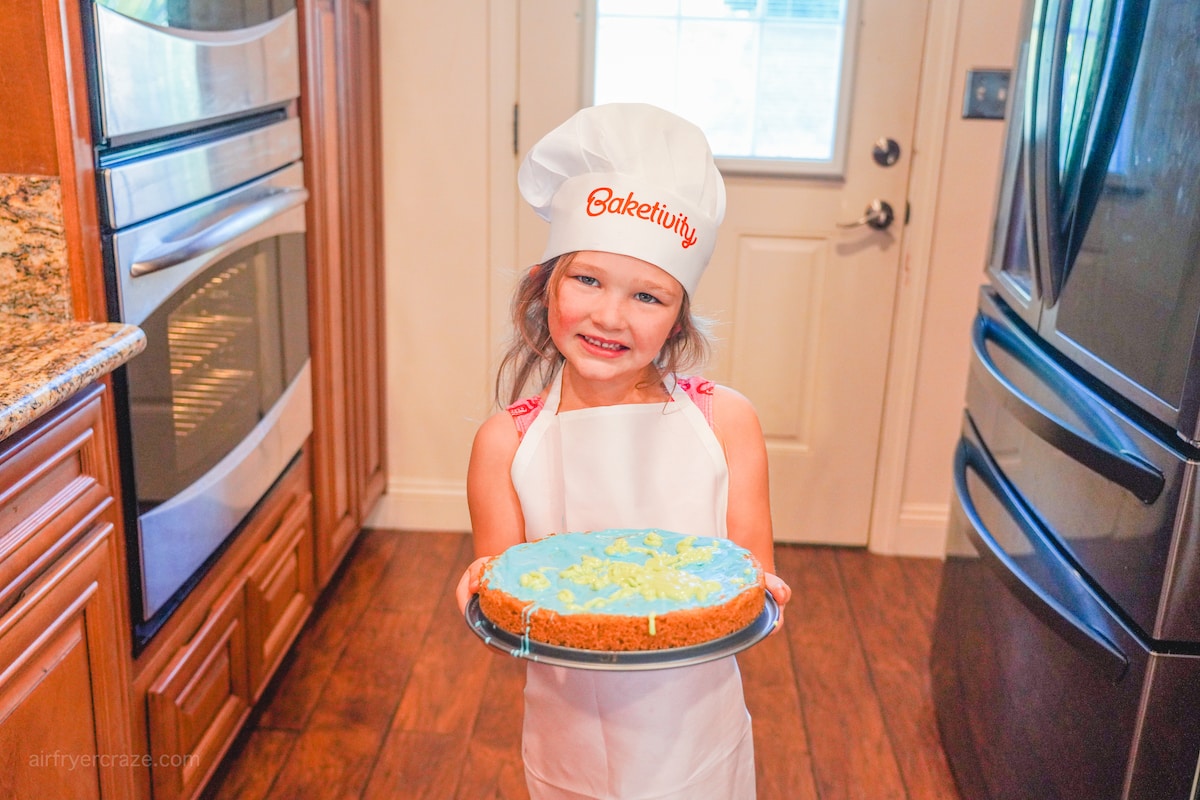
[517,103,726,296]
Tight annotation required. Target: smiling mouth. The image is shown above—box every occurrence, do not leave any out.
[580,334,628,352]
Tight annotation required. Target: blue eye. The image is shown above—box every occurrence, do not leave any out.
[573,275,599,287]
[635,292,660,304]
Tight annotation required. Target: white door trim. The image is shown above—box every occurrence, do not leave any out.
[867,0,964,558]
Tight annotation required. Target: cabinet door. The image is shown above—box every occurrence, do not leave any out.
[0,523,135,799]
[244,489,315,696]
[147,584,250,800]
[302,0,360,584]
[344,0,387,523]
[301,0,387,587]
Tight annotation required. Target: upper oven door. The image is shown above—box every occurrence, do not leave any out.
[89,1,300,145]
[109,160,308,327]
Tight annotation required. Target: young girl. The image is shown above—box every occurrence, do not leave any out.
[456,103,792,800]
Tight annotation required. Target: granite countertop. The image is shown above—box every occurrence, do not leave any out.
[0,315,146,440]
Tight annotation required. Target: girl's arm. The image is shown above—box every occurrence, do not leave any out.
[713,385,793,623]
[456,411,526,612]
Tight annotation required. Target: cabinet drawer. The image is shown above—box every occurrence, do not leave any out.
[245,489,314,696]
[0,522,134,799]
[147,583,250,800]
[0,384,113,615]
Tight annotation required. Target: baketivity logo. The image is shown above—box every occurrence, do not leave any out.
[585,187,699,249]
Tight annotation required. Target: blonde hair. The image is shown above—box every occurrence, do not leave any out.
[495,253,714,406]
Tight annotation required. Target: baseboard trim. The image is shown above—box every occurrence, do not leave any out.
[364,478,470,532]
[869,502,950,558]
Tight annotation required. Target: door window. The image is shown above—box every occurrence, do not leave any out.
[589,0,856,175]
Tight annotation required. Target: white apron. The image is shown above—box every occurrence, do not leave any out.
[510,371,756,800]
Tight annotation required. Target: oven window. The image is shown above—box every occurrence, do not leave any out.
[124,233,308,508]
[96,0,296,31]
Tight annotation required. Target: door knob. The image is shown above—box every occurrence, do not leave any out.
[873,137,902,167]
[837,199,895,231]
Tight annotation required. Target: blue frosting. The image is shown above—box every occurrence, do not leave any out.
[483,529,758,616]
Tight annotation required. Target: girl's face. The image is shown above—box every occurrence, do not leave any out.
[547,251,684,391]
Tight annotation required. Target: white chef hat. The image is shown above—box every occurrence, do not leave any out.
[517,103,726,296]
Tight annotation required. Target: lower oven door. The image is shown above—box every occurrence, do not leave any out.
[109,162,311,622]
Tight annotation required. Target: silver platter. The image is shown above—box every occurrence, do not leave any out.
[464,592,779,671]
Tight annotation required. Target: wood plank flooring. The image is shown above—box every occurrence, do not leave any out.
[202,530,962,800]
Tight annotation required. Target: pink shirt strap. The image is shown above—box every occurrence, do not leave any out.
[506,395,545,438]
[676,376,715,428]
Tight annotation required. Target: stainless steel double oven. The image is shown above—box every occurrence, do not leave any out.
[84,0,311,646]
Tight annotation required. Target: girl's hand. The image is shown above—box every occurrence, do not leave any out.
[456,555,493,615]
[764,572,792,633]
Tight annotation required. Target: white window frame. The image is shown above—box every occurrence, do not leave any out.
[580,0,862,178]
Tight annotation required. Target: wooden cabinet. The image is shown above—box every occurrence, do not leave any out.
[0,382,136,799]
[244,481,315,697]
[146,584,249,800]
[299,0,388,588]
[134,449,314,800]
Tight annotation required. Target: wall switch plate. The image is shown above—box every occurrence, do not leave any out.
[963,69,1011,120]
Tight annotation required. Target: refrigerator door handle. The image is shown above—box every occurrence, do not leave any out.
[954,432,1129,682]
[1023,0,1065,305]
[1064,2,1148,278]
[1024,0,1150,305]
[973,315,1164,503]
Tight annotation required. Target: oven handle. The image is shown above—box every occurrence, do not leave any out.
[129,186,309,277]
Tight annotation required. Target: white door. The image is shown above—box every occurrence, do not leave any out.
[510,0,929,545]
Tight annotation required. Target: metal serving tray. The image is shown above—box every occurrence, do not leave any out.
[465,592,779,671]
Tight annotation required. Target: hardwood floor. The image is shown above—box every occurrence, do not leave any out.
[202,530,962,800]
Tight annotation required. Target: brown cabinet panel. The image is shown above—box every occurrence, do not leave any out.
[147,584,250,800]
[0,384,113,614]
[244,488,315,696]
[301,0,360,585]
[0,522,136,799]
[300,0,387,588]
[0,1,59,174]
[0,381,134,799]
[345,0,387,521]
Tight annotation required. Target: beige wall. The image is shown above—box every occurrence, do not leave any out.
[369,1,1024,557]
[373,5,495,528]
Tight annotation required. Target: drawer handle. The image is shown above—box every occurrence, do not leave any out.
[954,427,1128,681]
[972,314,1164,503]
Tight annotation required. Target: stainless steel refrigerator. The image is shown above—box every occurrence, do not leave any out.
[929,0,1200,798]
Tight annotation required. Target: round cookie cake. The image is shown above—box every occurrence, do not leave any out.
[477,528,765,651]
